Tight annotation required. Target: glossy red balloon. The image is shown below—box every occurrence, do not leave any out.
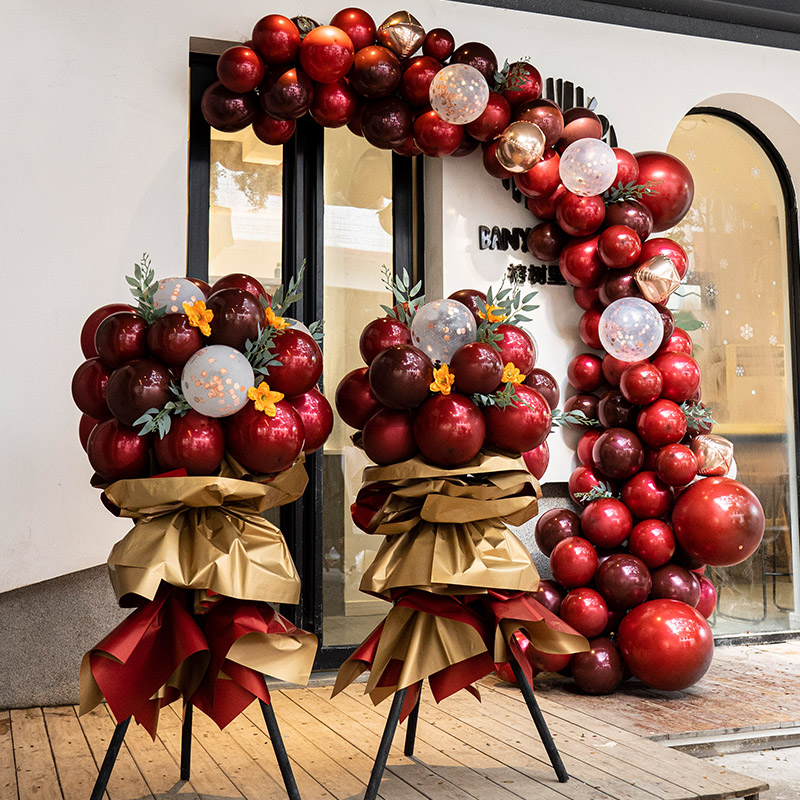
[515,150,561,199]
[450,41,498,82]
[288,387,334,453]
[573,286,602,311]
[515,100,563,147]
[637,237,689,280]
[567,353,603,392]
[581,497,633,549]
[413,110,463,157]
[592,429,643,481]
[329,7,376,51]
[450,342,503,394]
[672,477,765,566]
[651,353,701,403]
[527,183,567,220]
[465,92,511,142]
[634,151,695,232]
[696,576,717,619]
[568,465,614,505]
[494,324,536,374]
[524,368,560,410]
[656,327,693,357]
[78,415,98,453]
[447,289,487,324]
[595,553,652,610]
[359,317,412,365]
[572,637,624,695]
[206,288,262,351]
[81,304,133,358]
[628,519,676,568]
[300,26,354,83]
[361,96,413,149]
[422,28,455,61]
[535,508,581,557]
[153,410,225,475]
[363,407,418,465]
[550,537,599,589]
[502,61,542,108]
[146,314,203,368]
[483,140,514,180]
[106,359,172,427]
[259,67,313,120]
[577,428,603,467]
[252,14,301,64]
[201,82,258,132]
[651,564,701,607]
[399,56,441,107]
[210,273,269,302]
[483,384,551,453]
[335,367,384,428]
[618,599,713,690]
[561,588,609,638]
[87,419,152,482]
[94,312,148,368]
[556,193,605,237]
[217,46,264,93]
[413,393,485,468]
[309,79,358,127]
[560,235,605,289]
[656,443,697,486]
[532,578,567,614]
[597,225,641,268]
[563,393,598,427]
[597,390,636,429]
[267,329,323,398]
[636,399,687,448]
[603,199,653,242]
[619,362,663,405]
[225,401,304,475]
[369,344,433,409]
[527,222,568,262]
[72,358,113,420]
[350,45,401,97]
[612,148,639,186]
[621,470,673,519]
[523,440,549,480]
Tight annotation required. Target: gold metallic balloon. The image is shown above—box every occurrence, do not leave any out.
[495,121,546,173]
[634,255,682,304]
[376,11,425,58]
[691,435,735,477]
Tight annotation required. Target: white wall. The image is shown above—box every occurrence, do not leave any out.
[3,0,800,592]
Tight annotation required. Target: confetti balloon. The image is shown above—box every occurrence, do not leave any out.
[181,345,254,418]
[494,121,546,173]
[559,138,618,197]
[410,299,476,364]
[598,298,664,362]
[152,278,206,314]
[429,64,489,125]
[283,317,312,336]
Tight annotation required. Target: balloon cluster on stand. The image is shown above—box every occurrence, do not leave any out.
[72,256,332,482]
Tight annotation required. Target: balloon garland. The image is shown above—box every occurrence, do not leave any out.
[198,8,766,697]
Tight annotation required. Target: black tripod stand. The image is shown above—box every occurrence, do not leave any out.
[362,658,568,800]
[89,697,300,800]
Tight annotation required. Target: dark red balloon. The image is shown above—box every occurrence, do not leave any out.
[656,443,697,486]
[450,41,497,82]
[696,576,717,619]
[527,222,568,262]
[413,393,485,467]
[206,288,262,351]
[651,352,701,403]
[335,367,383,428]
[483,385,551,453]
[450,342,503,394]
[592,429,643,481]
[483,140,515,180]
[413,110,463,157]
[399,56,441,107]
[451,133,481,159]
[636,399,687,448]
[201,82,258,132]
[259,67,313,120]
[72,358,113,420]
[153,410,225,475]
[81,303,133,359]
[465,92,511,142]
[350,45,401,97]
[515,100,563,147]
[253,112,296,144]
[359,317,412,365]
[560,588,608,638]
[329,7,376,51]
[595,554,652,610]
[651,564,701,607]
[602,354,646,388]
[597,390,636,429]
[266,329,323,398]
[559,235,605,289]
[580,497,633,548]
[146,314,203,368]
[573,286,602,312]
[628,519,676,568]
[618,599,713,690]
[604,199,653,242]
[522,440,549,479]
[447,289,486,324]
[556,193,605,237]
[87,419,152,482]
[621,470,673,519]
[567,353,603,392]
[225,400,304,474]
[654,304,675,345]
[619,362,663,405]
[597,225,641,268]
[422,28,455,60]
[577,428,603,467]
[634,151,695,232]
[79,414,98,452]
[287,387,334,453]
[106,359,172,427]
[515,150,561,199]
[309,79,358,127]
[524,368,560,409]
[210,273,269,302]
[563,393,599,428]
[572,637,624,695]
[612,148,639,186]
[550,537,599,589]
[369,344,433,409]
[300,25,354,83]
[532,579,566,615]
[494,324,536,374]
[598,267,643,307]
[94,312,148,368]
[502,61,542,108]
[217,46,264,93]
[363,407,418,465]
[252,14,301,64]
[362,96,412,149]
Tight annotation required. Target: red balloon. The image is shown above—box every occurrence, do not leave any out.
[561,588,608,638]
[201,82,258,132]
[651,352,701,403]
[309,79,358,127]
[226,400,304,474]
[329,7,376,51]
[527,222,568,262]
[87,419,152,482]
[656,327,693,357]
[597,389,636,429]
[252,111,295,144]
[524,368,560,409]
[350,45,401,97]
[556,193,605,237]
[483,141,514,180]
[450,41,498,83]
[399,56,441,107]
[619,362,663,405]
[206,288,262,351]
[535,508,581,557]
[369,344,432,409]
[465,92,511,142]
[413,393,485,468]
[447,289,487,324]
[363,407,418,465]
[105,359,172,427]
[636,399,687,448]
[146,314,203,368]
[94,312,148,368]
[515,100,563,147]
[532,578,566,614]
[560,235,605,289]
[335,367,383,428]
[79,414,98,452]
[572,637,624,695]
[592,429,643,481]
[210,273,269,302]
[288,387,334,453]
[494,324,536,374]
[672,477,765,566]
[656,443,697,486]
[259,67,313,120]
[80,303,133,359]
[568,465,614,505]
[550,537,599,589]
[595,553,652,610]
[153,410,225,475]
[502,61,542,108]
[696,576,717,619]
[621,470,673,519]
[597,225,641,268]
[528,646,573,676]
[526,184,567,220]
[559,107,602,147]
[580,497,633,548]
[651,564,701,607]
[637,237,689,279]
[514,150,561,199]
[573,286,602,312]
[393,135,423,158]
[361,96,412,149]
[483,385,551,453]
[634,151,695,232]
[72,358,113,420]
[413,110,463,157]
[450,342,502,394]
[267,329,323,398]
[628,519,675,568]
[612,148,639,186]
[618,599,713,690]
[577,428,603,467]
[655,304,675,346]
[523,440,549,480]
[422,28,455,61]
[300,26,354,83]
[359,317,411,365]
[567,353,603,392]
[217,46,264,93]
[252,14,301,64]
[606,353,648,389]
[603,199,653,242]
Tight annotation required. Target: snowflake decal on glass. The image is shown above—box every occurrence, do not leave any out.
[769,335,778,346]
[704,283,718,301]
[752,166,761,179]
[735,365,745,377]
[686,149,697,161]
[740,323,754,340]
[720,258,728,270]
[701,320,711,331]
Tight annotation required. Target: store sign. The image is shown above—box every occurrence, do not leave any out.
[478,225,567,287]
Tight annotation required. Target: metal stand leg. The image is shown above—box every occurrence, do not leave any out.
[89,716,131,800]
[180,702,193,781]
[403,683,422,757]
[364,687,408,800]
[509,658,569,783]
[260,699,301,800]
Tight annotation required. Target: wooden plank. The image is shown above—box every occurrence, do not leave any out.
[43,706,104,799]
[76,705,152,800]
[0,711,18,800]
[10,708,60,800]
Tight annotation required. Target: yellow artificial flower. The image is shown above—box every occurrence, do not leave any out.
[477,303,507,324]
[430,363,455,395]
[182,300,213,337]
[247,381,285,417]
[502,361,525,385]
[265,306,289,330]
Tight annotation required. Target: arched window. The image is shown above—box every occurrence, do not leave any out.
[666,109,799,636]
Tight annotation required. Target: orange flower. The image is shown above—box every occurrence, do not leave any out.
[247,381,284,417]
[477,303,507,323]
[502,361,525,385]
[182,299,213,336]
[430,364,454,395]
[265,306,289,330]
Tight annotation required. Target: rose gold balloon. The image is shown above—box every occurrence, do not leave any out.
[634,255,682,304]
[691,435,734,476]
[376,11,425,58]
[495,121,546,173]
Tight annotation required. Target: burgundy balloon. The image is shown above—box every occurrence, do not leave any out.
[350,45,401,98]
[251,14,301,64]
[452,134,481,159]
[597,390,637,429]
[598,267,643,306]
[253,112,296,144]
[654,303,676,345]
[369,344,433,409]
[105,359,172,427]
[563,393,599,427]
[335,367,383,428]
[79,414,98,452]
[287,387,334,453]
[483,384,551,453]
[572,637,624,695]
[266,329,323,398]
[259,67,313,120]
[696,576,717,619]
[154,410,225,475]
[206,288,262,351]
[532,579,566,615]
[592,428,643,481]
[422,28,455,61]
[362,407,418,465]
[87,419,152,482]
[210,273,269,302]
[450,41,498,82]
[595,553,652,610]
[71,358,113,420]
[560,107,603,145]
[80,303,133,359]
[309,79,358,127]
[604,199,653,242]
[650,564,701,607]
[201,82,258,132]
[94,312,148,368]
[226,400,304,474]
[361,96,412,149]
[447,289,487,324]
[146,314,203,368]
[483,140,514,180]
[573,286,602,311]
[359,317,412,365]
[527,222,569,262]
[534,508,581,557]
[524,368,560,410]
[450,342,503,394]
[413,393,485,467]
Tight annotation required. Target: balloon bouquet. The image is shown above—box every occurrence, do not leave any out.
[71,257,331,736]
